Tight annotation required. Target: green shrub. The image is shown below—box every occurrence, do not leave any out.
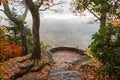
[89,23,120,75]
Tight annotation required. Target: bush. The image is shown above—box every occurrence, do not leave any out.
[0,38,22,62]
[89,23,120,76]
[0,26,21,62]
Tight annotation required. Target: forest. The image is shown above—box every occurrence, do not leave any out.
[0,0,120,80]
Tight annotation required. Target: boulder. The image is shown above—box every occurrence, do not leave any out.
[41,50,54,66]
[72,55,91,66]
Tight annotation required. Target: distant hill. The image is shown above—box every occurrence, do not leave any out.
[40,17,99,48]
[1,15,99,49]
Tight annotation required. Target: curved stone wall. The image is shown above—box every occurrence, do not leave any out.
[49,47,86,56]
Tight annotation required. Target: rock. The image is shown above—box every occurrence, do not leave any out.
[71,55,91,66]
[48,71,81,80]
[50,63,68,73]
[49,62,82,80]
[24,75,41,80]
[41,50,54,65]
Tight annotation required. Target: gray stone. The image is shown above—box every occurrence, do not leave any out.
[41,50,54,64]
[24,75,40,80]
[50,63,68,73]
[48,71,81,80]
[72,55,91,66]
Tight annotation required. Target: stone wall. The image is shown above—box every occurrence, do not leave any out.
[49,47,86,56]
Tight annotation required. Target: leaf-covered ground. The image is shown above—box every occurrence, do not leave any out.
[0,50,117,80]
[0,54,50,80]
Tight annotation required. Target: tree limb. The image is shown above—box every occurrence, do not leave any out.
[86,7,100,20]
[47,8,58,12]
[40,2,65,11]
[21,6,28,20]
[3,2,21,24]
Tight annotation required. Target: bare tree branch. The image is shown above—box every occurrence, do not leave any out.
[21,6,28,20]
[47,8,58,12]
[3,2,21,24]
[39,2,65,11]
[86,7,100,20]
[89,19,99,24]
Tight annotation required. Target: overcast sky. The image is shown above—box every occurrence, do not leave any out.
[0,0,99,48]
[0,0,96,25]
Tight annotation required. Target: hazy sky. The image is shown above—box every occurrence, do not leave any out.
[0,0,99,48]
[0,0,96,25]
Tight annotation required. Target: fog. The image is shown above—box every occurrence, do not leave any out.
[39,16,99,48]
[0,6,99,49]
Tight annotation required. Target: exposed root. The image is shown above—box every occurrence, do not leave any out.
[30,63,51,72]
[19,61,34,70]
[10,58,52,80]
[10,63,34,80]
[18,54,32,63]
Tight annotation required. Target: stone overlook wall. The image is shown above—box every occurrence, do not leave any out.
[49,47,86,56]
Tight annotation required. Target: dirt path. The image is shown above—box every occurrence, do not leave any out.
[48,50,82,80]
[53,50,82,64]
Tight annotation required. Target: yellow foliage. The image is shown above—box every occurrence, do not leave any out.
[1,0,7,4]
[113,19,120,26]
[79,6,83,11]
[0,26,8,33]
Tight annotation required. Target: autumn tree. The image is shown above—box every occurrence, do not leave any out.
[0,0,29,55]
[25,0,64,60]
[24,0,41,60]
[1,0,64,59]
[73,0,120,28]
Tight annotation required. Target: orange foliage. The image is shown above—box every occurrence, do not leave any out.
[113,19,120,26]
[0,27,22,61]
[1,0,7,4]
[78,58,117,80]
[79,6,83,11]
[0,26,8,33]
[5,42,22,55]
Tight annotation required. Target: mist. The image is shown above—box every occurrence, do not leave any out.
[40,16,99,48]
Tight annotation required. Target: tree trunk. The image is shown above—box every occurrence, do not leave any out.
[3,3,28,55]
[25,0,43,60]
[31,8,41,59]
[100,12,107,28]
[18,24,28,55]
